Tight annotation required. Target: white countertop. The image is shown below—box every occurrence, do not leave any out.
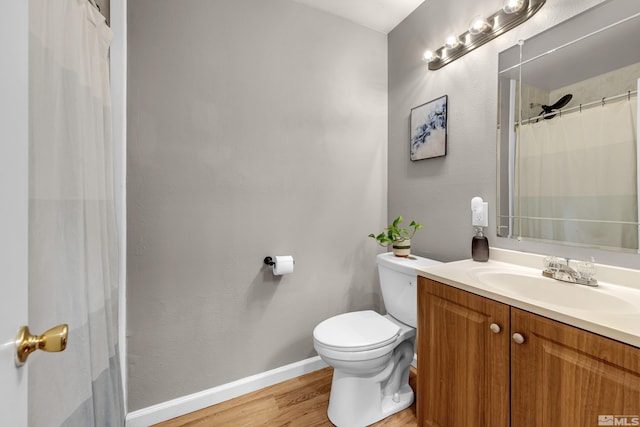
[416,248,640,348]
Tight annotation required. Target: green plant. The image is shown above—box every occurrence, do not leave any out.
[368,216,424,247]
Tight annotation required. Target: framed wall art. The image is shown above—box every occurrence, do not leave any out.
[410,95,448,161]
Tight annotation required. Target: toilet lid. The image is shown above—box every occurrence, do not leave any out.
[313,311,400,351]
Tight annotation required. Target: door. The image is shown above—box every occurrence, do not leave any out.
[417,278,511,427]
[0,2,29,426]
[511,308,640,427]
[2,2,124,425]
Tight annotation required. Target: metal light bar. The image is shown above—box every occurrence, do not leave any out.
[426,0,546,70]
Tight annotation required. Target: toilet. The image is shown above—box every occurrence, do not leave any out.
[313,252,441,426]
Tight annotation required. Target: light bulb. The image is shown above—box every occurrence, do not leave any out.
[469,17,492,35]
[444,35,461,49]
[503,0,526,14]
[422,49,439,63]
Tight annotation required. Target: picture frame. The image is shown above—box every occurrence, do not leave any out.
[410,95,448,161]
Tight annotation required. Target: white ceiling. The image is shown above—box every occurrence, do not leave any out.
[291,0,427,34]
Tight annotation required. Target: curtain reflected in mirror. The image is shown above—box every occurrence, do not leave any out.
[515,99,638,250]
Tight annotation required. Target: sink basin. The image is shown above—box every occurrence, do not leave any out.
[471,269,639,315]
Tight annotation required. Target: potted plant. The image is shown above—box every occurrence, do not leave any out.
[368,216,424,257]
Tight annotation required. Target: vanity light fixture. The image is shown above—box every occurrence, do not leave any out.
[423,0,546,70]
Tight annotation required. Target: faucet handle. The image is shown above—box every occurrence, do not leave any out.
[543,256,566,272]
[574,261,596,280]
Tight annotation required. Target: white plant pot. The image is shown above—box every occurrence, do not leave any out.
[392,239,411,257]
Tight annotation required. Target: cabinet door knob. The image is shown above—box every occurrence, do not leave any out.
[490,323,501,334]
[512,333,526,344]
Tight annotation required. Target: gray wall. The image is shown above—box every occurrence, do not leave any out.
[95,0,109,23]
[127,0,387,410]
[388,0,640,269]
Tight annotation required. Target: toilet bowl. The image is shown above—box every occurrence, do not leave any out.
[313,252,441,426]
[314,311,416,426]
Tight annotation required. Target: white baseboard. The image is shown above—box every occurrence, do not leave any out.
[125,356,328,427]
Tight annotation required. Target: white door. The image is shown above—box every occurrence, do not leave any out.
[0,2,29,426]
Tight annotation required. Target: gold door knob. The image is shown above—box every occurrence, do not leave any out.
[15,324,68,366]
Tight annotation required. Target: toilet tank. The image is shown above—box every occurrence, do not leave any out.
[376,252,441,328]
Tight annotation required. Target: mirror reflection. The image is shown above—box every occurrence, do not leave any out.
[497,0,640,251]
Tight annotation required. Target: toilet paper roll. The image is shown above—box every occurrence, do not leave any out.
[273,255,294,275]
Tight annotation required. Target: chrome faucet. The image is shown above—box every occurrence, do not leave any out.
[542,257,598,287]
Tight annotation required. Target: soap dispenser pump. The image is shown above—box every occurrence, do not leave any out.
[471,197,489,262]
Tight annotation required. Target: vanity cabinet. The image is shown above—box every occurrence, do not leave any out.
[417,277,640,427]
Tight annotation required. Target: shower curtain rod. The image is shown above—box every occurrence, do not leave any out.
[519,89,638,125]
[499,12,640,76]
[497,214,639,226]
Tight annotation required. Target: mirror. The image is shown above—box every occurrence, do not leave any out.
[497,0,640,252]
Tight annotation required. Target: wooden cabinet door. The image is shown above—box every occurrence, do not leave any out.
[511,308,640,427]
[417,278,510,427]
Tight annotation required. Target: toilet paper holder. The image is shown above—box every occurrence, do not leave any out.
[264,256,295,275]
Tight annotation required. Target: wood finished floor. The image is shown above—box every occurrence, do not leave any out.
[153,367,418,426]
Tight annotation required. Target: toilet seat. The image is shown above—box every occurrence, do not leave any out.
[313,310,400,352]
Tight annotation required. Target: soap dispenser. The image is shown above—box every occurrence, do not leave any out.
[471,197,489,262]
[472,227,489,262]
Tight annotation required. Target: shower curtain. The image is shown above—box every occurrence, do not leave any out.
[28,0,124,425]
[515,99,638,250]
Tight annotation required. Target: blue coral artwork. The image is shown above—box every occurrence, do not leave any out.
[410,95,448,161]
